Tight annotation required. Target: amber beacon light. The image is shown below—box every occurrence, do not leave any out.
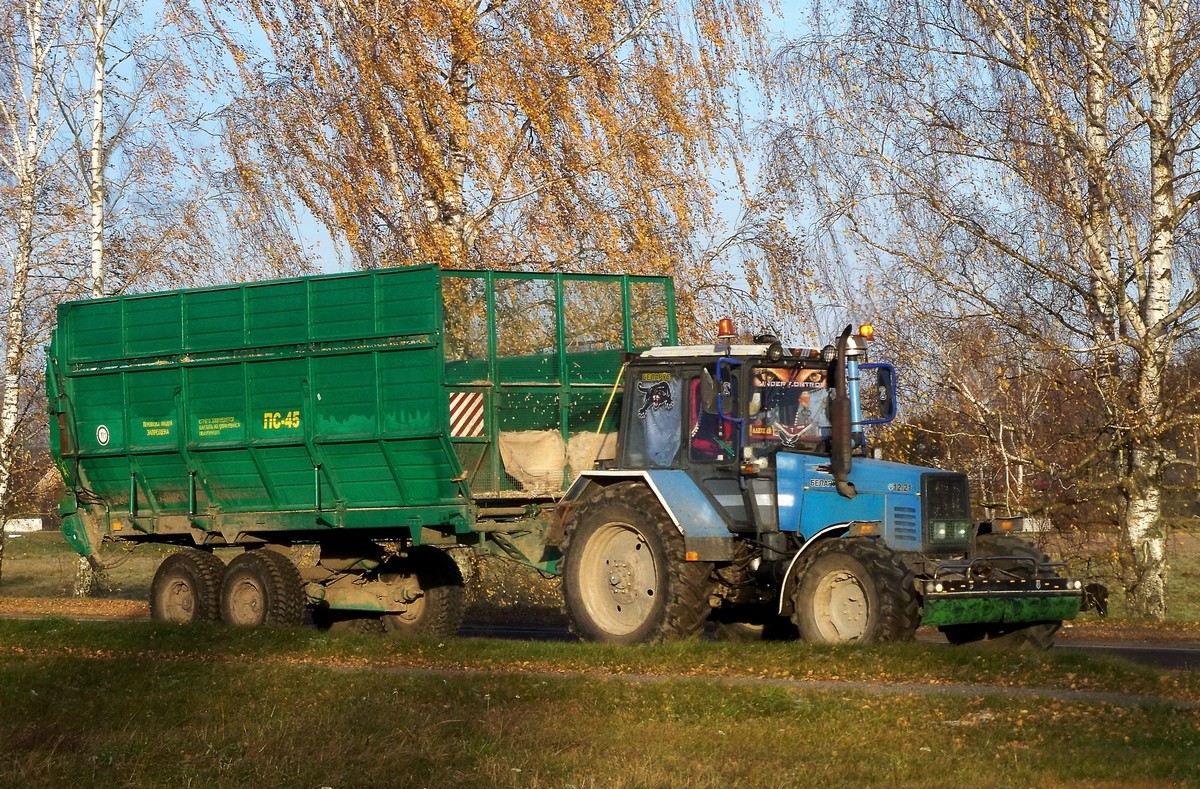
[717,317,736,341]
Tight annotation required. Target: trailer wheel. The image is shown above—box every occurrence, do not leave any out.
[150,549,225,624]
[220,549,305,627]
[790,538,919,644]
[380,546,466,639]
[560,481,713,644]
[939,534,1062,650]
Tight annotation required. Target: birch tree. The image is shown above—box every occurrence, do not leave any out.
[0,0,77,581]
[769,0,1200,618]
[198,0,772,320]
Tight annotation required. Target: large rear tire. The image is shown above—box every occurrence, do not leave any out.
[560,482,713,644]
[220,549,305,627]
[939,534,1062,650]
[150,549,225,624]
[379,546,467,639]
[791,538,919,644]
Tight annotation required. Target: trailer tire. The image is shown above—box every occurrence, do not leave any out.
[790,538,919,644]
[939,534,1062,650]
[560,481,713,644]
[220,549,305,627]
[150,549,225,624]
[380,546,466,639]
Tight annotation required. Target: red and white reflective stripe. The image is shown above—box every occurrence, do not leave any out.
[449,391,485,437]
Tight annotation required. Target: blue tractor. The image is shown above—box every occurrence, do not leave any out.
[556,322,1083,647]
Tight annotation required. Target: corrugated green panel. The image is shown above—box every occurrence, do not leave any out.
[312,354,378,437]
[63,301,122,364]
[248,358,306,443]
[380,439,463,503]
[311,273,377,340]
[124,293,182,357]
[185,288,245,352]
[567,350,625,384]
[380,347,440,436]
[77,456,129,502]
[125,369,180,451]
[252,446,320,510]
[133,453,191,513]
[186,364,248,446]
[377,266,441,336]
[496,353,557,382]
[192,449,269,509]
[73,372,126,452]
[247,280,307,346]
[566,389,620,435]
[444,358,488,383]
[317,441,401,506]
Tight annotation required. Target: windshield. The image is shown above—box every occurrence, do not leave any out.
[748,365,830,450]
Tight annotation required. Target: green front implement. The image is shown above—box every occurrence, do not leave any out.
[921,577,1083,627]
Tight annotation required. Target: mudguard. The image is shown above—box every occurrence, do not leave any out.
[564,470,733,561]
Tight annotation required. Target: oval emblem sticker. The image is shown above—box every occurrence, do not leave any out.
[96,425,110,446]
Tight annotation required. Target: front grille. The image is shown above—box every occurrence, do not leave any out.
[922,472,971,545]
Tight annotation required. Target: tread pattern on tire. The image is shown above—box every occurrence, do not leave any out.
[791,537,920,644]
[559,481,713,644]
[221,549,305,627]
[150,549,226,624]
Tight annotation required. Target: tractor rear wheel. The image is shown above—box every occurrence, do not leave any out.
[150,549,225,624]
[561,481,713,644]
[939,534,1062,650]
[791,538,919,644]
[220,549,305,627]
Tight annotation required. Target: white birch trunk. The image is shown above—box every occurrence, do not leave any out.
[88,0,108,298]
[0,0,51,586]
[1119,0,1176,619]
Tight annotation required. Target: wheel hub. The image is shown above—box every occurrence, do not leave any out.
[814,570,868,641]
[577,522,659,636]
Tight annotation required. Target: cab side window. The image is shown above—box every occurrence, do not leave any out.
[689,369,736,463]
[624,371,681,467]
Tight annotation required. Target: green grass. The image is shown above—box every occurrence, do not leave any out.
[0,619,1197,788]
[4,533,1200,786]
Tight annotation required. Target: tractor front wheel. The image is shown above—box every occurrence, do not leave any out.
[791,538,919,644]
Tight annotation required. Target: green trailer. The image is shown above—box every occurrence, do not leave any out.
[48,265,675,632]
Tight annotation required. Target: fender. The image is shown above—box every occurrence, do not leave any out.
[776,524,853,616]
[563,470,733,561]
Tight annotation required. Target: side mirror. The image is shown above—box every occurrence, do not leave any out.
[860,363,897,425]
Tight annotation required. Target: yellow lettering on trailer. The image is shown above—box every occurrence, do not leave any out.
[262,411,301,430]
[198,416,243,438]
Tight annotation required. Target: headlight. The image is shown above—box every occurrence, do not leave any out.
[930,520,972,542]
